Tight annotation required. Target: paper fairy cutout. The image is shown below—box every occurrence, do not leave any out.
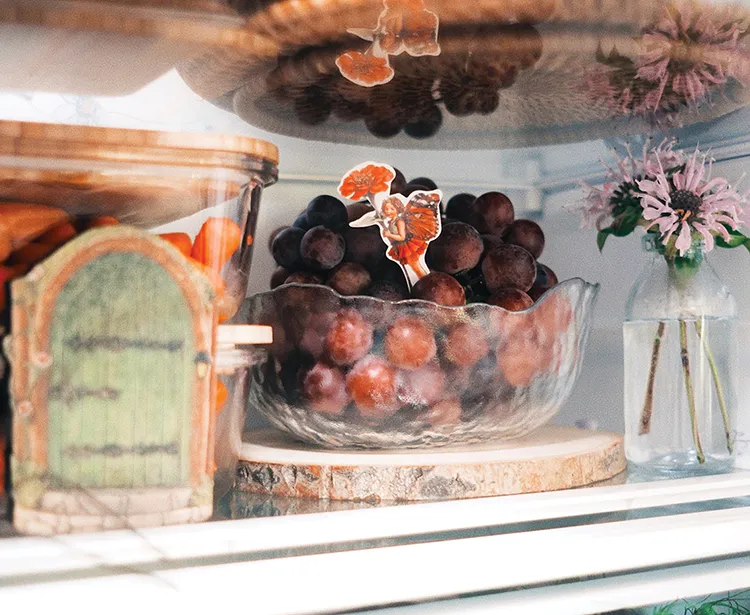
[336,0,441,87]
[338,162,442,288]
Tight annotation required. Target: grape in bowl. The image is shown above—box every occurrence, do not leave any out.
[234,279,599,449]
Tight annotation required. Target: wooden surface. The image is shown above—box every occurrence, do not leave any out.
[236,426,626,501]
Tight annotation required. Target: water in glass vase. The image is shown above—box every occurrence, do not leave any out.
[624,316,735,477]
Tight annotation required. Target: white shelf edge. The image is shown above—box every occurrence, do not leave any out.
[1,472,750,580]
[4,506,750,613]
[374,554,750,615]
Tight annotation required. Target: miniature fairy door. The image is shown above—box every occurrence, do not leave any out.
[47,251,196,488]
[10,227,216,503]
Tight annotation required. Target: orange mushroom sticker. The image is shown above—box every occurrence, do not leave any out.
[338,162,442,288]
[337,0,440,87]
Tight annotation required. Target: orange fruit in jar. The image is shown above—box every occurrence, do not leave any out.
[159,232,193,258]
[191,217,242,273]
[0,226,10,263]
[36,222,78,247]
[10,242,56,266]
[187,257,226,297]
[215,379,229,413]
[87,216,120,228]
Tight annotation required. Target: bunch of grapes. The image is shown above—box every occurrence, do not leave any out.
[269,173,560,309]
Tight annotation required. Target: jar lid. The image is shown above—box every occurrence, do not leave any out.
[0,121,279,170]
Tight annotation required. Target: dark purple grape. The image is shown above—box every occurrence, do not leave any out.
[306,195,348,230]
[528,263,559,301]
[411,272,466,306]
[344,226,385,271]
[295,85,331,126]
[409,177,438,190]
[327,262,371,296]
[271,226,305,269]
[285,271,324,285]
[300,226,345,271]
[427,222,483,274]
[271,266,290,289]
[268,226,289,252]
[365,115,401,138]
[444,193,476,223]
[481,244,536,292]
[390,168,408,194]
[302,363,349,415]
[293,214,312,231]
[399,183,432,196]
[372,258,408,285]
[488,288,534,311]
[369,279,409,301]
[404,106,442,139]
[503,219,545,259]
[472,192,515,236]
[481,234,504,254]
[347,202,374,222]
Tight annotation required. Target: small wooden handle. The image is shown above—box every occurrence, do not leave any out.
[217,324,273,345]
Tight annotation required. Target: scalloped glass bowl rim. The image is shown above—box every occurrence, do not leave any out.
[245,277,600,313]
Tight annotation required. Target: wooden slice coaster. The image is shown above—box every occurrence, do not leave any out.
[237,426,626,501]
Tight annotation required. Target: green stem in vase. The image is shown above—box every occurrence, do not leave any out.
[679,320,705,464]
[639,320,665,435]
[693,319,733,454]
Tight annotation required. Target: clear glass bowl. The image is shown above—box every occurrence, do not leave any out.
[237,279,600,448]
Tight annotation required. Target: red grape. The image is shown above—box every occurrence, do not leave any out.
[369,279,409,301]
[271,227,305,269]
[285,271,324,285]
[411,272,466,306]
[385,317,437,370]
[427,222,483,274]
[425,398,462,427]
[528,263,559,301]
[481,244,536,292]
[346,356,399,418]
[488,288,534,311]
[397,364,445,407]
[302,363,349,415]
[325,309,373,365]
[472,192,514,236]
[301,226,345,271]
[444,322,489,366]
[503,219,545,259]
[271,266,290,289]
[327,262,371,296]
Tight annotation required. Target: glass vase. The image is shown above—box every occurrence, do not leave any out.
[624,235,737,476]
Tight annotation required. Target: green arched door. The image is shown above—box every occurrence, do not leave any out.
[47,252,195,489]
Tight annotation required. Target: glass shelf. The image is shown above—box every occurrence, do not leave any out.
[4,470,750,612]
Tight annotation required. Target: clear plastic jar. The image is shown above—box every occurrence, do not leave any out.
[0,120,278,322]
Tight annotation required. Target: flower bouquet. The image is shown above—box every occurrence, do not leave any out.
[578,140,749,474]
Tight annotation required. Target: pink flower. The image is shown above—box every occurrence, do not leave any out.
[637,150,745,255]
[635,5,741,110]
[575,139,683,229]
